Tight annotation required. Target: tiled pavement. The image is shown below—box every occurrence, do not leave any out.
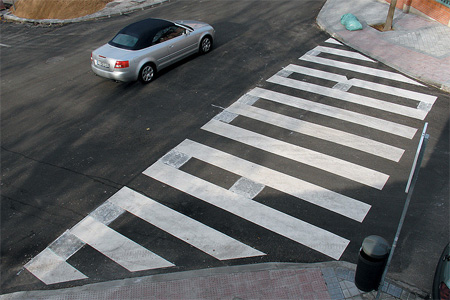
[317,0,450,92]
[0,263,428,300]
[322,266,418,300]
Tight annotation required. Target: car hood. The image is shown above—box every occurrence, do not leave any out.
[175,20,210,30]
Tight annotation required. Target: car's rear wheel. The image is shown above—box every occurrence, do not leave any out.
[139,63,155,84]
[199,36,212,54]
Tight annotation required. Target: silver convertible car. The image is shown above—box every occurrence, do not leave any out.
[91,18,215,83]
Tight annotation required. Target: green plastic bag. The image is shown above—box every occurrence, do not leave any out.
[341,13,363,31]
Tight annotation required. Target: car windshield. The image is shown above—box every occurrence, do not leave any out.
[110,34,139,48]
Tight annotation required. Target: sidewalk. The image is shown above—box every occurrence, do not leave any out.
[317,0,450,92]
[1,262,427,300]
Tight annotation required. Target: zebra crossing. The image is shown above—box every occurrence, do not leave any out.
[23,38,438,285]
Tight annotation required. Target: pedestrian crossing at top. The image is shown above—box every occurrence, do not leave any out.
[23,38,438,286]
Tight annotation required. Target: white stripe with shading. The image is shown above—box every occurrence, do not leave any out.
[325,38,343,45]
[169,139,371,222]
[300,54,424,86]
[109,187,266,260]
[226,101,405,162]
[24,248,87,285]
[144,159,350,260]
[313,46,375,62]
[70,216,174,271]
[248,87,418,139]
[283,64,436,105]
[267,75,428,120]
[202,119,389,190]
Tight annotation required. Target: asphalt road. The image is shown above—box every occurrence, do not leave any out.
[1,0,449,295]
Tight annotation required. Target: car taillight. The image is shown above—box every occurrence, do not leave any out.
[115,61,129,68]
[91,52,93,61]
[440,282,450,300]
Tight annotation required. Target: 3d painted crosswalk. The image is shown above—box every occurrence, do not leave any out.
[158,139,371,222]
[109,187,265,260]
[201,119,389,189]
[223,100,405,161]
[23,38,437,285]
[145,160,350,260]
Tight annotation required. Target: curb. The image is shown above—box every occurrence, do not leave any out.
[2,0,168,25]
[0,262,429,300]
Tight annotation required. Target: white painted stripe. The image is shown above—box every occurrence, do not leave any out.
[313,46,375,62]
[285,64,348,82]
[0,43,12,48]
[70,216,174,271]
[268,75,428,120]
[300,54,424,86]
[325,38,343,45]
[226,101,405,162]
[25,248,87,285]
[349,80,436,105]
[202,119,389,190]
[144,159,350,260]
[109,187,265,260]
[248,88,418,139]
[172,139,371,222]
[284,64,436,105]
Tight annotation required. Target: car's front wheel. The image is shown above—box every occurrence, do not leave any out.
[139,63,155,84]
[199,36,212,54]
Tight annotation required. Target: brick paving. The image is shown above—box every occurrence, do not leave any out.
[317,0,450,92]
[1,263,427,299]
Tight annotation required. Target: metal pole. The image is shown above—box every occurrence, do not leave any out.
[375,123,429,300]
[405,123,428,193]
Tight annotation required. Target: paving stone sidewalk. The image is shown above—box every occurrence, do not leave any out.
[317,0,450,92]
[0,262,428,300]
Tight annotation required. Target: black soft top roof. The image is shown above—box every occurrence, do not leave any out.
[109,18,174,50]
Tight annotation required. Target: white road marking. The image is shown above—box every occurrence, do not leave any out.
[267,75,428,120]
[22,38,431,286]
[300,54,424,86]
[226,101,405,162]
[248,87,418,139]
[284,64,437,105]
[313,46,375,62]
[144,159,350,260]
[202,119,389,190]
[284,64,348,82]
[325,38,343,45]
[70,216,174,272]
[0,43,12,48]
[109,187,266,260]
[24,248,87,285]
[169,140,371,222]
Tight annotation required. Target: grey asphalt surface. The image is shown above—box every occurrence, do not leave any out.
[1,0,449,298]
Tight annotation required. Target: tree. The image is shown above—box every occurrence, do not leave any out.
[383,0,398,31]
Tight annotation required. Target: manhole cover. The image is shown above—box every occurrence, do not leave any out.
[46,56,65,64]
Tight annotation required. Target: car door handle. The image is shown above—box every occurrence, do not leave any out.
[169,45,174,48]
